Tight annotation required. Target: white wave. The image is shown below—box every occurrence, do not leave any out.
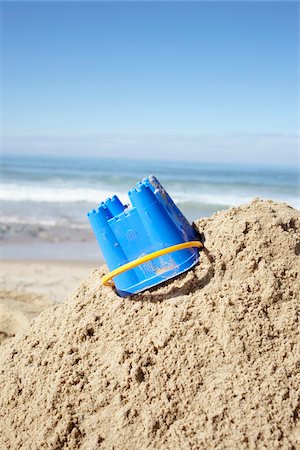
[1,184,128,204]
[0,216,58,227]
[0,215,90,229]
[173,192,300,210]
[1,183,299,210]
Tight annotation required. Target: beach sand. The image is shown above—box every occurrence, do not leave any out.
[0,260,96,343]
[0,199,299,449]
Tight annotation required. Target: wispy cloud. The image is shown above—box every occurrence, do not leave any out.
[1,133,299,167]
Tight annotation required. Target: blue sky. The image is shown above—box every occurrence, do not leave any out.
[1,1,299,165]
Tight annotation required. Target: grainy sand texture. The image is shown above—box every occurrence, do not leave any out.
[0,199,299,450]
[0,261,95,343]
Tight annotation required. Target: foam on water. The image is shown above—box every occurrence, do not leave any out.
[2,184,127,204]
[1,154,299,241]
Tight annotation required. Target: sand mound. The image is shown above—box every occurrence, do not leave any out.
[0,199,299,450]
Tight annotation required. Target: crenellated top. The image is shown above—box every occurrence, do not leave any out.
[87,176,162,226]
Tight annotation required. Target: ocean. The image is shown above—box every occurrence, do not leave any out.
[1,154,299,261]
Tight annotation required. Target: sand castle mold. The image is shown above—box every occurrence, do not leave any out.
[0,199,299,449]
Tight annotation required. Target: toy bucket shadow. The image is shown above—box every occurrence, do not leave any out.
[126,246,215,303]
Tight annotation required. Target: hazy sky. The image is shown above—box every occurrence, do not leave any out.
[1,1,299,165]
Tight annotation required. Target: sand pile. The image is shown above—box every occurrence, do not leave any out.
[0,199,299,450]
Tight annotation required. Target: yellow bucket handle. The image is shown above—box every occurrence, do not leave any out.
[101,240,203,287]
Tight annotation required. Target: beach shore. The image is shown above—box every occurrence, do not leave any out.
[0,259,97,343]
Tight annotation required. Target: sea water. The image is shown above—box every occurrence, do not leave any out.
[1,154,299,260]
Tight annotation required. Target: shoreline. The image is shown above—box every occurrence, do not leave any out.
[1,239,102,262]
[0,258,101,266]
[0,259,99,302]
